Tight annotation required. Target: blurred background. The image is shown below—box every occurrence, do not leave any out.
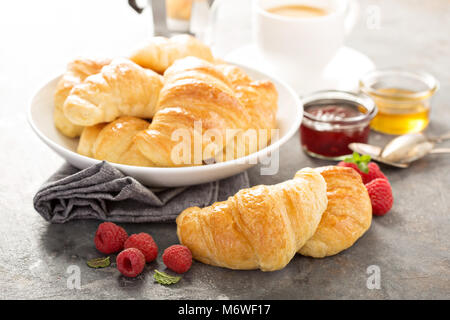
[1,0,448,111]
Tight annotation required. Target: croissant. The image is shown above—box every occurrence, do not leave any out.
[299,166,372,258]
[176,168,328,271]
[215,64,278,160]
[135,57,252,167]
[77,116,154,167]
[54,58,111,137]
[216,64,277,130]
[63,58,163,126]
[129,34,214,74]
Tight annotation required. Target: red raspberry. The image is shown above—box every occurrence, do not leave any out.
[116,248,146,278]
[364,162,388,184]
[365,178,394,216]
[94,222,128,254]
[338,161,387,184]
[162,245,192,274]
[124,233,158,262]
[338,161,361,173]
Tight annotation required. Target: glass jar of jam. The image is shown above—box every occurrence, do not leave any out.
[360,68,439,135]
[300,90,377,159]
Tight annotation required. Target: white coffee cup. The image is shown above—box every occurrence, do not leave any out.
[253,0,358,93]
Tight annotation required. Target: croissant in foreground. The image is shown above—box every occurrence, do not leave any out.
[176,168,328,271]
[299,166,372,258]
[176,166,373,271]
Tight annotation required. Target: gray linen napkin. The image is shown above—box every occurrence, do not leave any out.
[34,161,249,224]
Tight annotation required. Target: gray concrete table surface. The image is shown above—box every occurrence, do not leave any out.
[0,0,449,299]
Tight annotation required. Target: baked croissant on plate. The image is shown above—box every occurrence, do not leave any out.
[135,57,253,167]
[215,64,278,160]
[54,58,111,137]
[176,168,328,271]
[129,34,214,74]
[63,58,163,126]
[299,166,372,258]
[77,116,154,167]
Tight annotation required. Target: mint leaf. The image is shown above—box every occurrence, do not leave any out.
[359,162,369,174]
[343,155,354,162]
[154,270,181,285]
[87,256,110,268]
[343,152,371,173]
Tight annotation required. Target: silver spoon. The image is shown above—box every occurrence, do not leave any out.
[380,131,450,163]
[350,131,450,166]
[348,143,410,168]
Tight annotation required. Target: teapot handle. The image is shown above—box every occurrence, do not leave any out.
[128,0,170,37]
[128,0,145,14]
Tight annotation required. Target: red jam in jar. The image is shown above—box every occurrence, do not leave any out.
[300,91,377,159]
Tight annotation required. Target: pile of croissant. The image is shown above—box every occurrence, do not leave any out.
[177,165,373,271]
[54,35,278,167]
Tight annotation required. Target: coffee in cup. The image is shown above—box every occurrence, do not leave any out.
[266,5,328,18]
[253,0,358,93]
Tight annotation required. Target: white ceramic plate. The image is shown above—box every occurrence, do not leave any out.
[28,62,302,187]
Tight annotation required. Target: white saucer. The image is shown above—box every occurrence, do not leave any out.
[225,44,375,94]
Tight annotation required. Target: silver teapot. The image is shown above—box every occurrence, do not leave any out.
[128,0,215,38]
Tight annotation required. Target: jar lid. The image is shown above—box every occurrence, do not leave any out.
[301,90,377,125]
[359,68,439,101]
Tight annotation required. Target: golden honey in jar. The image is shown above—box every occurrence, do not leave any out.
[360,69,439,135]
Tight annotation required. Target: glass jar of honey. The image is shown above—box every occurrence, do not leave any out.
[300,90,377,160]
[360,68,439,135]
